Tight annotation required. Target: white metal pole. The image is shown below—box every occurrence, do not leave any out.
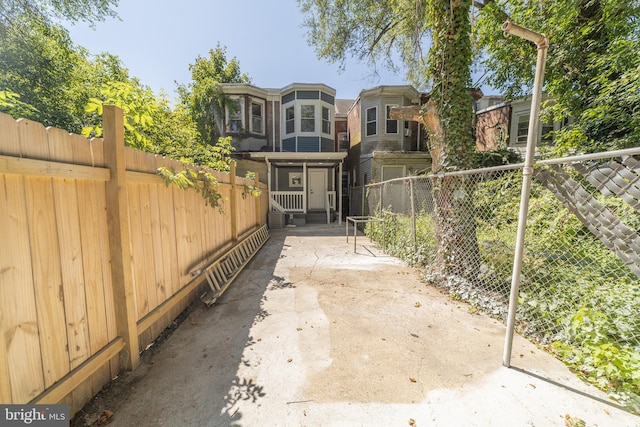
[338,161,343,225]
[502,21,549,367]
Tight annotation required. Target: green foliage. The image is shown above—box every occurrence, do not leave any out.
[0,89,39,118]
[180,44,251,145]
[471,148,522,168]
[157,166,225,211]
[365,209,437,266]
[475,0,640,155]
[0,19,86,130]
[242,171,262,199]
[83,80,159,149]
[0,0,119,26]
[477,172,640,410]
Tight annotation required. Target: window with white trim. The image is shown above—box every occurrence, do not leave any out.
[285,106,295,134]
[366,106,377,136]
[516,113,528,145]
[386,105,398,134]
[250,99,264,135]
[322,106,331,134]
[514,110,554,146]
[226,97,244,133]
[301,105,315,132]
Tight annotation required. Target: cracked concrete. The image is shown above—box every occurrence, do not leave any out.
[92,224,637,427]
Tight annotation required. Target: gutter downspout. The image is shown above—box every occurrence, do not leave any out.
[501,20,549,368]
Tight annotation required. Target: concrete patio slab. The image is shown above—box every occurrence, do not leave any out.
[79,224,638,427]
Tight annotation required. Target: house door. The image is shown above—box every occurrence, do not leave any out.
[308,169,327,210]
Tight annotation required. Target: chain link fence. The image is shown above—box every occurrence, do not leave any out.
[350,149,640,411]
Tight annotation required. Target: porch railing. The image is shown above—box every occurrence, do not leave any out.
[327,191,336,210]
[270,190,337,217]
[270,191,304,212]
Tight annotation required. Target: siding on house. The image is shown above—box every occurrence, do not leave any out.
[298,136,320,152]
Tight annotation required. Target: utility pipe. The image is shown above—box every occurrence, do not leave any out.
[501,20,549,367]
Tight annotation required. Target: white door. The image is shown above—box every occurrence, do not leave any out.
[308,169,327,210]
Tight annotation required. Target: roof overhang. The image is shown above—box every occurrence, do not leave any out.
[249,152,347,168]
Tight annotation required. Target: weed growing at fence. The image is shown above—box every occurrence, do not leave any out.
[363,171,640,411]
[364,209,437,266]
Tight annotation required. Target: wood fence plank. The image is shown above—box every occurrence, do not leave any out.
[139,183,159,314]
[0,112,20,156]
[173,186,189,289]
[146,155,166,310]
[147,182,166,309]
[48,128,92,371]
[128,183,148,320]
[0,174,45,402]
[0,307,12,402]
[71,134,112,393]
[158,158,178,303]
[52,176,91,369]
[130,149,157,318]
[24,175,69,387]
[18,119,49,160]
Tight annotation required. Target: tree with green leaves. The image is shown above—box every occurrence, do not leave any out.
[180,44,251,146]
[299,0,480,281]
[299,0,640,281]
[475,0,640,155]
[0,0,118,26]
[0,19,85,130]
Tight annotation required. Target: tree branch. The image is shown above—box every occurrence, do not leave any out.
[368,20,400,56]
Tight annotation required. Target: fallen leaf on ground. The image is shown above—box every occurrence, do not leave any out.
[409,377,417,383]
[97,410,113,426]
[564,414,586,427]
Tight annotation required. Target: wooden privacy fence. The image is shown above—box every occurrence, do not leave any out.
[0,106,268,413]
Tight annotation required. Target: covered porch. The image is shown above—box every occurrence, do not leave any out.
[249,152,347,226]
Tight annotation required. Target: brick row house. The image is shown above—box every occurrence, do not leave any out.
[220,82,432,227]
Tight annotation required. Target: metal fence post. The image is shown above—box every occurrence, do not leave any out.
[502,21,549,367]
[409,177,416,253]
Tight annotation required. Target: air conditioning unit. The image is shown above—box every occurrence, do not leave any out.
[403,128,411,137]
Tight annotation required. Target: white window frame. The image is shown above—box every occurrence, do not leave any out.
[366,106,377,136]
[226,96,245,133]
[511,109,555,146]
[301,104,315,132]
[285,106,295,134]
[385,104,399,134]
[322,106,331,134]
[513,111,529,146]
[250,98,265,135]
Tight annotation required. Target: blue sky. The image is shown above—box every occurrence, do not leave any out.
[65,0,414,102]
